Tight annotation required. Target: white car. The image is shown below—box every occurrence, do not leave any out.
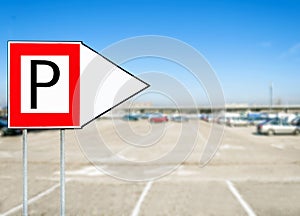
[226,117,249,127]
[257,118,300,136]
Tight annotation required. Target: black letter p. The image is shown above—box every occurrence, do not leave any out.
[31,60,60,109]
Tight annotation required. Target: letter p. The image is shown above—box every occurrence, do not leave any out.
[30,60,60,109]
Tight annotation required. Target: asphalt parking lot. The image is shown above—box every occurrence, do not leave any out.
[0,119,300,215]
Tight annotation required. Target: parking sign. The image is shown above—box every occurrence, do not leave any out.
[8,41,149,128]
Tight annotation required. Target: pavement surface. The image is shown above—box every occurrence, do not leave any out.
[0,119,300,215]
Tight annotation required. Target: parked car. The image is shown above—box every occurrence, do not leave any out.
[122,114,138,121]
[277,113,297,123]
[171,115,189,122]
[201,114,214,122]
[149,114,168,123]
[139,113,152,119]
[0,119,22,136]
[0,116,7,121]
[216,117,226,124]
[226,117,249,127]
[247,116,269,126]
[257,118,300,136]
[291,117,300,126]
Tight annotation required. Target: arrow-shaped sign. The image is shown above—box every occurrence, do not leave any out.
[8,41,149,128]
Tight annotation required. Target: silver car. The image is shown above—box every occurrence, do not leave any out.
[226,117,249,127]
[257,118,300,136]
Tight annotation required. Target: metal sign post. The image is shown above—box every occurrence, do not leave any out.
[60,129,65,216]
[22,129,65,216]
[22,129,28,216]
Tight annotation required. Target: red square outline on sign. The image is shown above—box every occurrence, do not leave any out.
[9,42,80,128]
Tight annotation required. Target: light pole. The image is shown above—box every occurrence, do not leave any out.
[269,82,273,112]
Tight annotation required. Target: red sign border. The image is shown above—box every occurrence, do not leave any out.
[8,42,80,128]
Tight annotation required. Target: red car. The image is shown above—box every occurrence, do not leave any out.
[149,115,168,123]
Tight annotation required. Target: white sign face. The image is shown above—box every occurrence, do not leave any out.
[21,56,69,113]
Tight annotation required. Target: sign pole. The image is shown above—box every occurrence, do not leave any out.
[60,129,65,216]
[22,129,28,216]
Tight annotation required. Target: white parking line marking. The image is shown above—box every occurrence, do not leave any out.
[2,180,70,216]
[165,123,175,130]
[131,181,153,216]
[226,180,256,216]
[220,144,245,150]
[271,143,285,150]
[97,146,131,162]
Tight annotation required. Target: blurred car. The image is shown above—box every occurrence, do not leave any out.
[0,116,7,120]
[139,113,152,119]
[201,114,213,122]
[171,116,189,122]
[122,114,138,121]
[0,119,22,136]
[257,118,300,136]
[277,113,297,123]
[216,117,227,124]
[226,117,249,127]
[291,117,300,126]
[149,114,168,123]
[248,117,269,126]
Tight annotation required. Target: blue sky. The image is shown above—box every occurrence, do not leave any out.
[1,0,300,106]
